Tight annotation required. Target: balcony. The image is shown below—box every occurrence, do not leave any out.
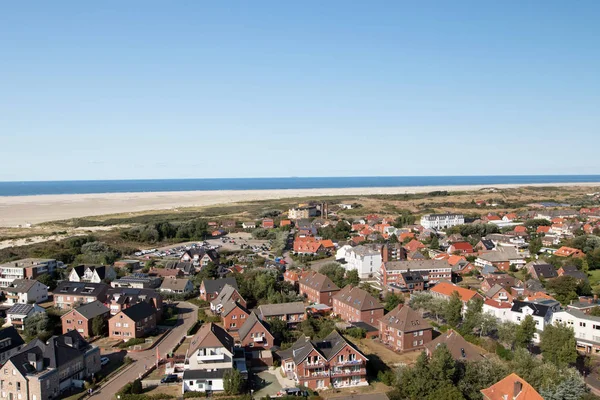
[331,368,366,377]
[304,362,325,369]
[334,359,363,366]
[197,353,225,361]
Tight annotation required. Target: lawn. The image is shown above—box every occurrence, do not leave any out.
[589,270,600,287]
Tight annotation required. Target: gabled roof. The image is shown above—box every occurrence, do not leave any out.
[7,303,38,316]
[119,301,156,322]
[221,301,249,318]
[299,272,339,293]
[511,300,551,317]
[71,300,109,320]
[211,284,243,306]
[481,373,542,400]
[55,281,108,297]
[278,330,365,365]
[0,327,24,354]
[257,302,305,318]
[527,262,558,279]
[188,322,233,354]
[333,286,383,312]
[430,282,479,302]
[425,329,485,362]
[379,305,431,333]
[485,284,510,299]
[450,242,473,252]
[238,312,271,341]
[4,279,45,294]
[201,277,239,294]
[159,278,192,291]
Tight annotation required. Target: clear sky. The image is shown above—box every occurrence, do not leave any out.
[1,1,599,181]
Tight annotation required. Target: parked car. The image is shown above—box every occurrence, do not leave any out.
[161,374,178,384]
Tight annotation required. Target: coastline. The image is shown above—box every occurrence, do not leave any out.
[1,182,599,227]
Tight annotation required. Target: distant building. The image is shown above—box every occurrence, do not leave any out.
[158,278,194,294]
[288,205,318,220]
[0,258,60,287]
[106,287,163,317]
[420,213,464,230]
[379,260,451,288]
[256,302,306,326]
[338,245,382,279]
[69,265,116,283]
[332,286,383,325]
[61,300,110,338]
[199,278,239,301]
[5,303,45,330]
[111,273,161,289]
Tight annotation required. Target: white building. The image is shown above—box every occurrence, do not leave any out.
[552,310,600,354]
[5,303,45,330]
[420,213,464,230]
[183,323,246,393]
[0,258,60,288]
[488,300,559,343]
[341,245,382,279]
[68,265,116,283]
[4,279,49,305]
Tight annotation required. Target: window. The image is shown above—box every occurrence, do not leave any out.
[232,315,237,320]
[581,322,587,327]
[413,341,418,346]
[123,323,129,328]
[116,323,121,327]
[77,320,83,325]
[16,383,20,391]
[419,331,423,336]
[66,320,71,324]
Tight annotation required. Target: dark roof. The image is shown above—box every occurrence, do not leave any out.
[165,261,195,274]
[238,312,271,341]
[257,302,305,318]
[72,301,109,320]
[71,265,109,280]
[333,286,383,312]
[5,279,44,294]
[221,301,249,318]
[530,263,558,279]
[278,330,365,365]
[351,321,379,333]
[299,272,340,293]
[120,301,156,322]
[183,369,227,380]
[106,288,162,305]
[55,281,108,297]
[425,329,485,362]
[0,327,25,354]
[11,331,92,376]
[201,278,239,294]
[378,305,431,333]
[401,271,424,283]
[478,239,495,250]
[7,304,36,315]
[511,300,552,317]
[561,265,588,281]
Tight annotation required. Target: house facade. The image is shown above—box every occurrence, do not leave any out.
[61,301,110,338]
[238,313,274,350]
[53,282,109,310]
[199,278,239,301]
[4,279,49,305]
[339,245,382,279]
[332,286,384,325]
[108,301,157,340]
[379,260,452,288]
[0,258,59,288]
[68,265,116,283]
[278,331,368,390]
[420,213,464,230]
[379,305,432,352]
[299,272,340,306]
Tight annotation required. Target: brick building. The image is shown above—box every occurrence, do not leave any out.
[332,286,384,326]
[199,278,239,301]
[238,313,274,350]
[299,272,340,306]
[221,301,250,332]
[61,300,110,338]
[108,301,157,341]
[379,305,432,352]
[278,330,368,390]
[53,282,109,310]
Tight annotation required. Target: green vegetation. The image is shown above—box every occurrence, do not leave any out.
[118,337,146,349]
[223,369,245,395]
[318,263,360,288]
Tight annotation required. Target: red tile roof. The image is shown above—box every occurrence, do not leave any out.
[431,282,479,302]
[481,373,542,400]
[536,226,551,233]
[404,239,426,253]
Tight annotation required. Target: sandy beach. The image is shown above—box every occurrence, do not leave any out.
[1,182,599,228]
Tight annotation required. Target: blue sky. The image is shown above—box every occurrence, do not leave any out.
[1,1,599,181]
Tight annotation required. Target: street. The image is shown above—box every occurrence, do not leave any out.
[91,301,198,398]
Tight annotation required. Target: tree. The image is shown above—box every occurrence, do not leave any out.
[539,369,589,400]
[36,273,57,291]
[445,291,463,327]
[497,321,518,348]
[91,315,107,337]
[529,237,542,255]
[131,379,143,394]
[319,263,347,288]
[515,315,536,349]
[223,369,244,395]
[590,306,600,317]
[426,384,465,400]
[461,297,483,334]
[24,312,51,340]
[428,344,458,385]
[384,292,404,312]
[430,236,440,250]
[479,312,498,337]
[458,358,509,400]
[545,276,579,305]
[540,323,578,368]
[345,269,360,287]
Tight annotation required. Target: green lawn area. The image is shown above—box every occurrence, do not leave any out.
[589,269,600,286]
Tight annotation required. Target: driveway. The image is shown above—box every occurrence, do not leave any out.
[251,370,283,398]
[90,301,198,398]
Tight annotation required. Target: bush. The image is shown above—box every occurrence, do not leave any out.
[345,327,367,339]
[131,379,143,394]
[118,338,146,349]
[187,321,201,336]
[183,392,206,398]
[377,369,396,386]
[495,343,513,360]
[119,395,175,400]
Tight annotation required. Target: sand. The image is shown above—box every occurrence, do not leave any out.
[0,182,599,228]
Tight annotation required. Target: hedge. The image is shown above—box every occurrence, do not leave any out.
[187,321,201,336]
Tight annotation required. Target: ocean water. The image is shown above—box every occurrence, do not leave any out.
[0,175,599,197]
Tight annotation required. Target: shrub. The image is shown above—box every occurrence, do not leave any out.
[345,327,367,339]
[183,392,206,398]
[131,379,143,394]
[118,338,146,349]
[187,321,201,336]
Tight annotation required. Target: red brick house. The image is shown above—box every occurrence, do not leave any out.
[108,301,157,341]
[61,300,110,338]
[199,277,239,301]
[238,313,274,350]
[278,330,368,390]
[379,305,432,352]
[211,284,246,314]
[262,218,275,229]
[299,272,340,306]
[283,270,300,286]
[404,239,425,253]
[221,301,250,332]
[447,242,474,255]
[332,286,384,326]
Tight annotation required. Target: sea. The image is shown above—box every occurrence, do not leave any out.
[1,175,600,197]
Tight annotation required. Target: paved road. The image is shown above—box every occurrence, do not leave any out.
[91,301,198,399]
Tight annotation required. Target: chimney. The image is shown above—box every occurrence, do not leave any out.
[513,380,523,398]
[28,353,43,372]
[381,245,389,263]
